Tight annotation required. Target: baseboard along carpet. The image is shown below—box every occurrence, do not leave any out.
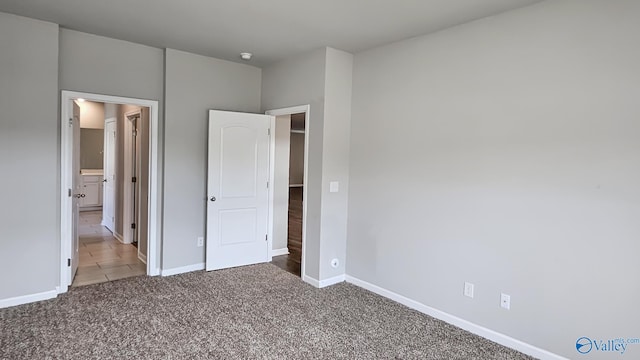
[0,264,535,359]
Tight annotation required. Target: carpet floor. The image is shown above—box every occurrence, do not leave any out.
[0,264,535,359]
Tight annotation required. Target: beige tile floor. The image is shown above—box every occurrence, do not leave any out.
[72,210,146,287]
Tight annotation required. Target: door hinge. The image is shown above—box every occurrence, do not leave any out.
[68,118,73,127]
[266,181,269,189]
[133,130,138,136]
[68,188,72,197]
[265,234,268,241]
[67,258,71,267]
[267,128,271,136]
[132,177,137,183]
[131,223,136,229]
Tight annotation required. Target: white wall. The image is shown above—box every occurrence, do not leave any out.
[79,101,105,170]
[319,48,353,280]
[59,29,164,102]
[273,115,292,253]
[78,101,104,129]
[0,13,59,302]
[347,1,640,359]
[261,48,327,280]
[59,28,165,269]
[104,103,118,121]
[164,48,262,270]
[289,132,305,185]
[262,47,353,282]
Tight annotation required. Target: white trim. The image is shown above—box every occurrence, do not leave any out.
[114,232,125,243]
[271,248,290,257]
[138,251,147,264]
[102,118,117,231]
[267,115,276,261]
[161,263,205,277]
[345,275,567,360]
[302,274,345,288]
[0,290,58,309]
[266,105,310,280]
[303,275,320,288]
[122,109,141,245]
[60,91,161,294]
[319,274,345,288]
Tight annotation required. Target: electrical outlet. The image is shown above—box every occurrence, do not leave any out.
[197,237,204,247]
[501,293,511,310]
[464,282,474,298]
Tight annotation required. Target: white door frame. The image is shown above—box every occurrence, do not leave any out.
[265,105,310,281]
[102,119,116,232]
[60,91,161,293]
[123,109,141,245]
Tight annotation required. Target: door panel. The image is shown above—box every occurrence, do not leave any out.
[103,120,116,231]
[206,110,271,271]
[220,127,259,198]
[219,209,257,245]
[71,102,80,282]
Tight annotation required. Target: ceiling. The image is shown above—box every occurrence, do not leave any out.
[0,0,542,67]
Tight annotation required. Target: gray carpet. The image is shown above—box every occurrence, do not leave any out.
[0,264,535,359]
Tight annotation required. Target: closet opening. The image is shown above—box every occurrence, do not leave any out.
[268,109,308,278]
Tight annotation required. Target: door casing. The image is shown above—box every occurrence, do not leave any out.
[123,110,141,246]
[60,91,161,293]
[266,105,310,283]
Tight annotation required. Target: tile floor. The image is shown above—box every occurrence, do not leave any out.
[72,211,146,287]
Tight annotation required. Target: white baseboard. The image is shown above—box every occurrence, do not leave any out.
[271,248,289,257]
[114,232,125,243]
[0,289,58,309]
[161,262,205,277]
[303,275,320,288]
[345,275,566,360]
[101,221,115,233]
[319,274,345,288]
[138,251,147,264]
[303,274,346,288]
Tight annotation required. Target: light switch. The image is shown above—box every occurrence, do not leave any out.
[329,181,339,193]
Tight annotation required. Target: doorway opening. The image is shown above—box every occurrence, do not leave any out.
[73,100,148,286]
[60,91,160,293]
[266,106,310,279]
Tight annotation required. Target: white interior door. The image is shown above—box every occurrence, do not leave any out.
[102,120,116,231]
[206,110,272,271]
[71,102,81,282]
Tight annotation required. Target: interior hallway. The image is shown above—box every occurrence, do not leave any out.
[72,211,146,287]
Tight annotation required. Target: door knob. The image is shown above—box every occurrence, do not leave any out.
[210,196,216,202]
[81,194,86,198]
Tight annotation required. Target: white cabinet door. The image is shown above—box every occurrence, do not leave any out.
[80,175,103,207]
